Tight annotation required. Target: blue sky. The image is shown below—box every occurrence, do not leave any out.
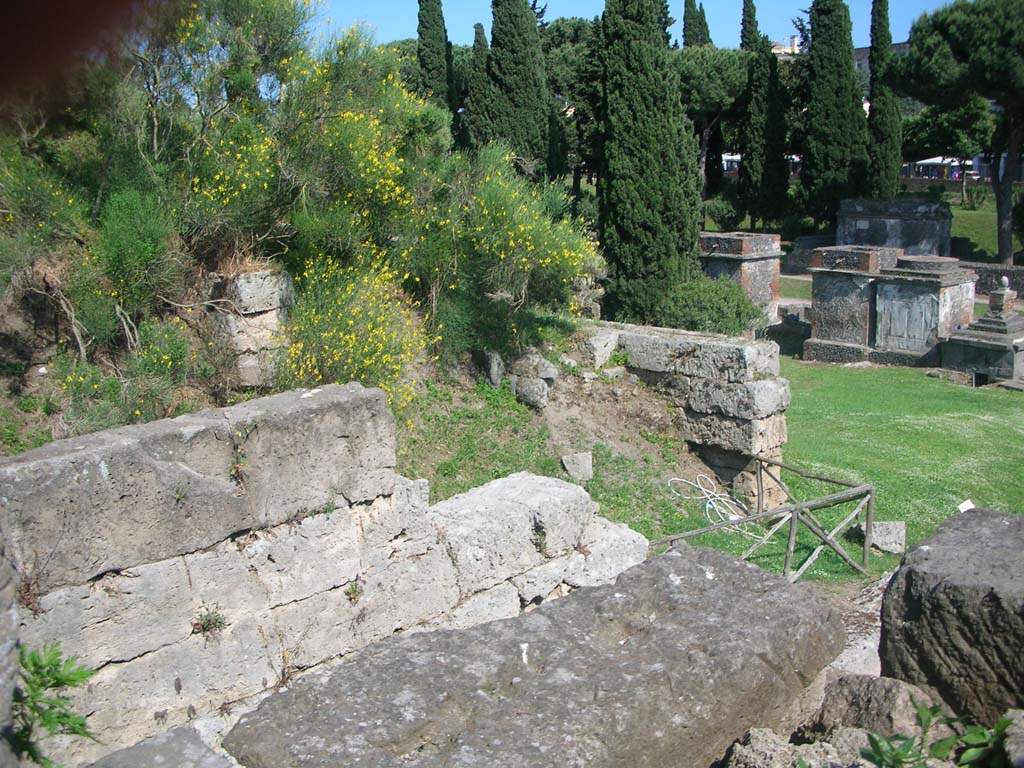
[319,0,953,49]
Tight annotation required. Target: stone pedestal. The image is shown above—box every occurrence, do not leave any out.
[208,270,295,387]
[837,198,952,257]
[943,276,1024,384]
[700,232,782,312]
[803,250,975,367]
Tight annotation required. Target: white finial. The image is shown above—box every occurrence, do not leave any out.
[1001,275,1010,289]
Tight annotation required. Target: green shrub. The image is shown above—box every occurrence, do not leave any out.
[137,318,190,383]
[963,185,988,211]
[654,277,763,336]
[705,196,744,232]
[7,643,96,766]
[96,190,177,315]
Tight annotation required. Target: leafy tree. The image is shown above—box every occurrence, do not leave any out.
[487,0,550,168]
[903,97,994,205]
[676,46,749,197]
[800,0,868,225]
[865,0,901,198]
[683,0,711,47]
[417,0,452,106]
[895,0,1024,264]
[599,0,701,323]
[740,0,759,51]
[462,23,492,149]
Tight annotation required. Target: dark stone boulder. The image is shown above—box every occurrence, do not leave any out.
[223,546,845,768]
[880,509,1024,725]
[85,726,232,768]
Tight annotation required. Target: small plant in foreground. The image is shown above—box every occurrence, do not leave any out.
[8,643,96,766]
[192,606,227,635]
[344,580,363,603]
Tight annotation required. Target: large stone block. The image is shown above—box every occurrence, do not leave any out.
[0,533,17,768]
[810,270,875,346]
[810,244,902,272]
[837,198,952,257]
[615,325,779,383]
[700,232,782,256]
[675,409,788,455]
[0,384,396,592]
[85,725,233,768]
[223,546,845,768]
[220,270,295,315]
[688,377,790,420]
[880,509,1024,725]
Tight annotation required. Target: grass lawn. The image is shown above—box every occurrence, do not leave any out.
[780,276,812,302]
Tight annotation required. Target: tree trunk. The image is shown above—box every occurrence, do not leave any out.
[571,163,582,199]
[698,123,711,200]
[960,159,968,207]
[992,116,1020,265]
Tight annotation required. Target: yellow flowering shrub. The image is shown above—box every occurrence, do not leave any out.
[283,252,430,410]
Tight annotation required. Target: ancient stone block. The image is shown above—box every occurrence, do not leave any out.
[880,509,1024,724]
[837,198,952,257]
[616,325,779,383]
[561,452,593,484]
[675,409,787,455]
[0,384,396,593]
[810,271,875,346]
[221,270,295,315]
[802,338,869,364]
[785,233,835,274]
[580,328,621,367]
[85,725,233,768]
[223,546,846,768]
[810,245,902,272]
[700,232,782,256]
[688,377,790,420]
[0,534,17,768]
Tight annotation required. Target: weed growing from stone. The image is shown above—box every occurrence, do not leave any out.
[344,580,363,603]
[192,606,227,635]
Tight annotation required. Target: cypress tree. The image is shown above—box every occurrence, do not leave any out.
[488,0,550,165]
[462,23,491,149]
[740,0,759,50]
[866,0,901,198]
[761,50,791,223]
[598,0,701,324]
[697,4,711,45]
[801,0,869,224]
[683,0,711,47]
[738,36,770,227]
[416,0,452,105]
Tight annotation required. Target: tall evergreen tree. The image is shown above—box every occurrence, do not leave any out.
[416,0,452,105]
[761,50,791,222]
[865,0,901,198]
[683,0,711,47]
[599,0,701,323]
[801,0,868,224]
[529,0,549,29]
[740,0,759,50]
[738,36,770,226]
[462,23,492,149]
[488,0,550,166]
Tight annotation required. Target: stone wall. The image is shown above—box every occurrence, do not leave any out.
[583,322,789,508]
[0,386,646,766]
[0,533,17,766]
[700,232,782,311]
[964,262,1024,295]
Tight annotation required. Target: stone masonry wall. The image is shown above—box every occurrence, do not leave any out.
[0,533,17,767]
[582,322,789,508]
[0,386,646,766]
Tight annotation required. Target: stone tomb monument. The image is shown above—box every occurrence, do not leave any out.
[804,248,975,365]
[837,198,953,257]
[700,232,782,313]
[943,276,1024,385]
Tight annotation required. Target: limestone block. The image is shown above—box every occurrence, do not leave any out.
[880,509,1024,724]
[688,377,791,420]
[508,375,550,409]
[0,534,17,768]
[617,327,779,383]
[214,311,285,355]
[437,582,522,631]
[580,328,621,367]
[1004,709,1024,768]
[0,384,397,592]
[472,350,505,387]
[561,452,593,483]
[85,725,233,768]
[223,270,295,315]
[569,517,649,588]
[223,547,845,768]
[675,409,788,455]
[508,348,558,383]
[429,473,594,595]
[852,521,906,555]
[269,587,360,669]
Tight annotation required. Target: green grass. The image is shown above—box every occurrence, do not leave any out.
[779,276,812,302]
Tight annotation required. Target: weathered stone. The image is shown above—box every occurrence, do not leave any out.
[223,546,846,768]
[473,350,505,387]
[0,384,396,593]
[561,452,593,484]
[436,582,521,631]
[786,233,836,274]
[810,271,876,347]
[837,198,952,257]
[508,348,558,383]
[580,328,620,367]
[602,365,626,380]
[851,521,906,555]
[213,270,295,315]
[800,675,946,741]
[700,232,782,256]
[880,509,1024,724]
[508,375,550,409]
[803,338,870,363]
[85,726,233,768]
[688,377,791,420]
[616,325,779,383]
[675,409,788,455]
[811,245,902,272]
[725,726,868,768]
[875,278,975,357]
[1004,709,1024,768]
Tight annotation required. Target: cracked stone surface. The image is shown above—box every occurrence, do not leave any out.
[223,546,845,768]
